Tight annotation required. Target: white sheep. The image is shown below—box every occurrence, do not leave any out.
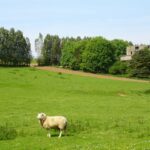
[37,112,67,138]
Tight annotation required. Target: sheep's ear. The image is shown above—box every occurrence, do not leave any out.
[42,113,45,116]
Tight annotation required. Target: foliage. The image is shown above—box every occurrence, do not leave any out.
[129,48,150,78]
[81,37,115,73]
[40,34,61,65]
[111,39,132,60]
[61,38,87,70]
[36,35,135,75]
[0,27,32,66]
[109,61,128,74]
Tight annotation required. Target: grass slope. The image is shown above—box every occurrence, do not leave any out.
[0,67,150,150]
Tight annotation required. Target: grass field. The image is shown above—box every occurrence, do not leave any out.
[0,67,150,150]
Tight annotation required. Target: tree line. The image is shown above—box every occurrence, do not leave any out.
[37,34,150,78]
[0,27,32,66]
[0,27,149,78]
[38,35,130,72]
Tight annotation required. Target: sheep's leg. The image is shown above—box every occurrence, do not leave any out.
[58,130,63,138]
[47,132,51,138]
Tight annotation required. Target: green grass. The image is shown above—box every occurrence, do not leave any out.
[0,67,150,150]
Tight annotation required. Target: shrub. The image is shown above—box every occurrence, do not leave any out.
[109,61,127,75]
[0,124,17,140]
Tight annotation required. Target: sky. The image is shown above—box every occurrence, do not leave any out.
[0,0,150,56]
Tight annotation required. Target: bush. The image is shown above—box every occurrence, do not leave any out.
[0,124,17,140]
[109,61,127,75]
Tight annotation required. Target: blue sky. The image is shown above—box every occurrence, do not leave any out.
[0,0,150,54]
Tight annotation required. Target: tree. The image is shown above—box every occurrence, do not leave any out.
[129,48,150,78]
[61,41,75,68]
[25,37,32,65]
[0,27,32,66]
[61,38,88,70]
[50,35,61,65]
[41,34,52,65]
[35,33,43,57]
[40,34,61,66]
[111,39,131,60]
[81,37,115,73]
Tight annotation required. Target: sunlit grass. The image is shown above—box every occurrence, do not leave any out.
[0,67,150,150]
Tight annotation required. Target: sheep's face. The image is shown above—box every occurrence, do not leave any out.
[37,113,46,120]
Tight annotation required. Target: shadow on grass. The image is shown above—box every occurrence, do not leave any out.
[49,133,73,137]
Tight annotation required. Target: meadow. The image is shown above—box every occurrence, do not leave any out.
[0,67,150,150]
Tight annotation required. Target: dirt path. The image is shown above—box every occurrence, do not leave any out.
[36,66,149,83]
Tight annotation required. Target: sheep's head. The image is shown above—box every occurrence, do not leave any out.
[37,113,47,120]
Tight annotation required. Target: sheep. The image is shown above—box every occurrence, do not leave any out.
[37,112,67,138]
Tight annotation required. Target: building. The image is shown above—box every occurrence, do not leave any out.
[121,45,150,61]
